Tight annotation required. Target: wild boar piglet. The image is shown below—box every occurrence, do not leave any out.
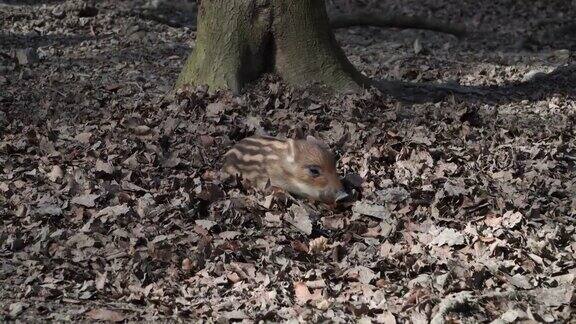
[223,135,348,203]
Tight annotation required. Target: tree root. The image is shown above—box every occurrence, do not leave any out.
[373,79,487,102]
[329,12,467,38]
[430,291,520,324]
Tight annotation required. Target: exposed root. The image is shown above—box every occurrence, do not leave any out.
[373,79,487,102]
[329,12,467,38]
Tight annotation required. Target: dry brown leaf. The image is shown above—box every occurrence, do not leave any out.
[287,204,312,235]
[71,193,99,208]
[294,281,323,305]
[132,125,152,135]
[75,132,92,144]
[309,236,329,254]
[429,227,465,247]
[96,204,130,217]
[95,271,107,290]
[9,302,27,318]
[352,201,390,220]
[87,308,125,322]
[502,211,523,229]
[196,219,217,231]
[95,160,114,174]
[347,266,377,284]
[47,165,64,182]
[182,258,192,272]
[206,102,225,117]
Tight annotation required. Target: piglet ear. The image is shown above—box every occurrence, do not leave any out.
[306,135,329,149]
[292,127,305,140]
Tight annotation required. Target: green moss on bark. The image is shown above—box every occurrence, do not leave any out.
[176,0,369,94]
[176,0,271,93]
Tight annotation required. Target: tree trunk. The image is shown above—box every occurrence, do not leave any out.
[176,0,369,94]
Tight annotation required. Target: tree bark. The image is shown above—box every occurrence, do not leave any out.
[271,0,370,92]
[176,0,272,94]
[176,0,369,94]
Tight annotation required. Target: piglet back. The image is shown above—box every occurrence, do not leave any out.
[223,136,288,186]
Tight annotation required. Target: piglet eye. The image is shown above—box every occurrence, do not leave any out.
[307,165,321,178]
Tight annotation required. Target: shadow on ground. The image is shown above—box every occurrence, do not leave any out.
[0,0,64,5]
[381,64,576,104]
[0,33,99,49]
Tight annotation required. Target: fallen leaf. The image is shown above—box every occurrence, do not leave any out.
[377,187,410,203]
[377,311,397,324]
[95,271,107,290]
[314,298,331,310]
[206,102,225,117]
[305,279,326,289]
[287,204,312,235]
[96,204,130,217]
[484,213,503,228]
[95,160,114,174]
[122,154,139,169]
[9,302,27,318]
[259,194,274,209]
[121,181,146,192]
[75,132,92,144]
[87,308,125,322]
[36,204,62,216]
[15,48,37,65]
[245,115,263,132]
[352,201,390,219]
[309,236,329,254]
[182,258,192,272]
[502,211,523,229]
[443,181,467,197]
[292,240,309,253]
[429,227,465,247]
[219,231,241,240]
[132,125,152,135]
[347,266,377,284]
[264,212,282,227]
[47,165,64,182]
[222,310,248,320]
[293,281,322,304]
[68,233,95,249]
[294,282,311,304]
[529,285,574,307]
[196,219,217,231]
[39,137,59,156]
[322,215,345,230]
[510,273,532,289]
[71,193,100,208]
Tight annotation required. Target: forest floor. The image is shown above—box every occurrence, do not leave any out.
[1,0,575,322]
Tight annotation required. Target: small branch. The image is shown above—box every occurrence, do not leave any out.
[330,12,467,38]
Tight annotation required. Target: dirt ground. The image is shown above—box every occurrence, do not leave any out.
[1,0,575,322]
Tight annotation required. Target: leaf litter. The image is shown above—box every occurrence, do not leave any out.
[1,0,575,322]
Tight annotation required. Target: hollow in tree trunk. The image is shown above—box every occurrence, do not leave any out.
[176,0,371,94]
